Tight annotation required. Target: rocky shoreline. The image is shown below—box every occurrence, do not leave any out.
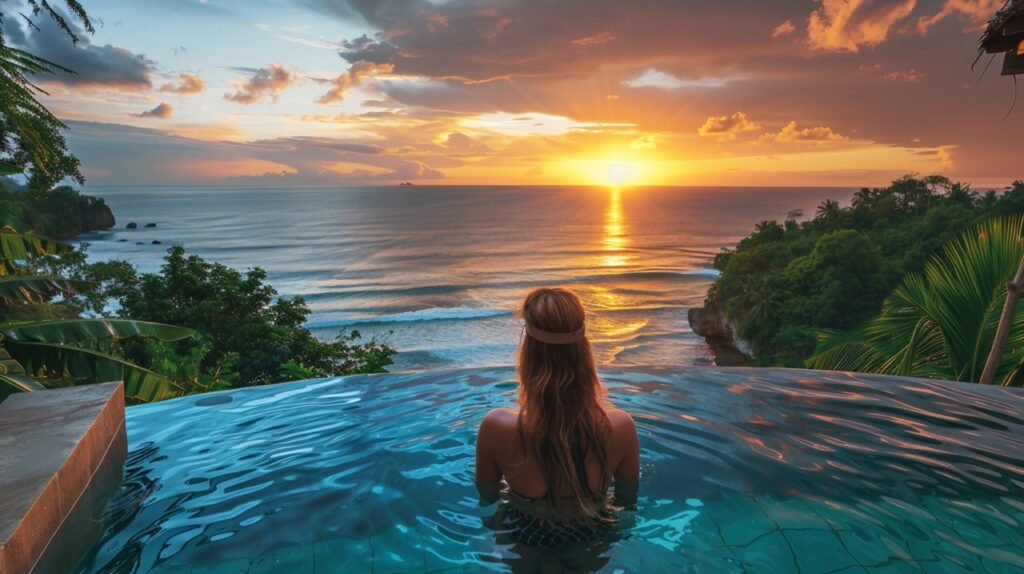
[62,194,116,239]
[688,304,754,366]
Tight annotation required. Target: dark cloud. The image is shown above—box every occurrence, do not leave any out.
[137,102,173,119]
[325,0,809,82]
[8,7,154,90]
[63,121,446,185]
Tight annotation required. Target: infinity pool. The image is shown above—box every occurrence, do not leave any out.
[75,368,1024,573]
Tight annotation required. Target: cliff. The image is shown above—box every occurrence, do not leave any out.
[688,304,754,366]
[0,180,115,239]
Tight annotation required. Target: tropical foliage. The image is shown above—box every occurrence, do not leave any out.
[0,2,92,194]
[0,227,194,403]
[1,180,115,239]
[809,215,1024,386]
[44,244,397,389]
[707,176,1024,366]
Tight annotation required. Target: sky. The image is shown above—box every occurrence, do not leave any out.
[4,0,1023,188]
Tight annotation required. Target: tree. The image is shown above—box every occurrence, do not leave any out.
[809,215,1024,386]
[0,226,195,403]
[815,199,841,222]
[90,246,395,386]
[0,2,92,194]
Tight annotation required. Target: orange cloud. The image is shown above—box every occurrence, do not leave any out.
[318,61,394,104]
[630,135,657,149]
[698,112,761,141]
[772,20,796,38]
[882,69,924,81]
[160,73,205,95]
[225,65,295,104]
[807,0,917,53]
[771,121,847,142]
[916,0,1002,34]
[137,102,173,119]
[572,32,616,46]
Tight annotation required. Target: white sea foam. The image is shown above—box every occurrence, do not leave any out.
[305,306,511,329]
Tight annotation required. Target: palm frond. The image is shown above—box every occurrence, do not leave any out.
[810,215,1024,385]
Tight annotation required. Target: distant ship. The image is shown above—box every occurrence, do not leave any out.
[399,181,414,186]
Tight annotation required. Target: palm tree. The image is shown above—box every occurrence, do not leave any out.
[809,215,1024,386]
[815,199,841,222]
[0,226,195,402]
[1,1,93,192]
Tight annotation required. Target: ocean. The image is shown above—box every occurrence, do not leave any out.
[76,186,855,371]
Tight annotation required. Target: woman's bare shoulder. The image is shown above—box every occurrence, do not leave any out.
[481,408,519,429]
[605,408,637,433]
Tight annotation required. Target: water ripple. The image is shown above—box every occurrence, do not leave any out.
[76,367,1024,573]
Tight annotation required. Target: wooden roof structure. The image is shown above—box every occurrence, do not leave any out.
[980,0,1024,75]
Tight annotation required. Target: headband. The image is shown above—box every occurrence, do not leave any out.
[525,323,586,345]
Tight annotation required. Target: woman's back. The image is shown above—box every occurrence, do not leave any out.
[474,287,640,535]
[477,406,639,506]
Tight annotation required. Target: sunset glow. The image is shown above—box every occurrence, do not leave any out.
[6,0,1020,188]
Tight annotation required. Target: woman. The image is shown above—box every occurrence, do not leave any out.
[476,287,640,548]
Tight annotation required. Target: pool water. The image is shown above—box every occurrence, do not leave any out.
[75,368,1024,573]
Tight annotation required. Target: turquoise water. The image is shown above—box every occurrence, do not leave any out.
[77,186,854,370]
[76,368,1024,573]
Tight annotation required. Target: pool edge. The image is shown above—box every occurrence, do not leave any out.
[0,382,127,574]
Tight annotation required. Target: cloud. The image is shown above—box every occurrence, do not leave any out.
[159,73,205,95]
[572,32,615,46]
[630,135,656,149]
[443,131,473,148]
[225,65,295,104]
[771,121,847,142]
[697,112,761,141]
[323,1,803,83]
[623,69,729,90]
[317,61,394,104]
[881,69,924,81]
[807,0,917,53]
[772,20,797,38]
[937,144,956,169]
[137,102,173,119]
[62,120,447,185]
[10,8,154,90]
[915,0,1002,34]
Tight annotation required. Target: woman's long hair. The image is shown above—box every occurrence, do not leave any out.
[516,287,610,519]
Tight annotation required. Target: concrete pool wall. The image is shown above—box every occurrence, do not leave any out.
[0,383,127,574]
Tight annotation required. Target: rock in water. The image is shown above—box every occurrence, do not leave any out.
[688,304,754,366]
[151,240,162,245]
[79,196,116,233]
[126,222,138,229]
[145,223,157,228]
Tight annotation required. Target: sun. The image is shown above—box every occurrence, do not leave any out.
[607,162,628,186]
[566,156,659,186]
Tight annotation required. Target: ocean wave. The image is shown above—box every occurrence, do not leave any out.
[305,306,511,329]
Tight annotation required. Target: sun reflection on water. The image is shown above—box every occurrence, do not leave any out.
[601,187,629,267]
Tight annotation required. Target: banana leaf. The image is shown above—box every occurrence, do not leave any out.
[0,227,72,275]
[1,319,195,345]
[5,341,185,402]
[0,161,21,176]
[0,346,44,401]
[0,276,91,303]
